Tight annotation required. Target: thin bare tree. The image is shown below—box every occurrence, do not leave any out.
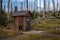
[40,0,41,12]
[11,1,12,15]
[8,0,10,13]
[52,0,55,16]
[48,0,50,12]
[43,0,46,19]
[14,0,18,13]
[39,0,42,17]
[34,0,37,12]
[57,0,58,12]
[34,0,35,12]
[4,4,6,12]
[0,0,2,15]
[20,2,23,11]
[26,0,28,10]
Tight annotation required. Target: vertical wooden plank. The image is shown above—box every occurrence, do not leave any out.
[22,17,26,31]
[15,17,19,31]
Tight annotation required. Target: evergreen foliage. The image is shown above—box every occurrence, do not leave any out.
[31,11,38,19]
[0,10,8,27]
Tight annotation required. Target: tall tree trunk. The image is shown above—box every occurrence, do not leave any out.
[11,1,12,15]
[57,0,58,12]
[20,2,23,11]
[8,0,10,13]
[35,0,37,12]
[52,0,55,16]
[48,0,50,12]
[43,0,46,19]
[0,0,2,15]
[57,0,59,16]
[26,0,28,10]
[1,0,2,11]
[4,4,6,12]
[34,0,35,12]
[14,0,18,13]
[40,0,41,12]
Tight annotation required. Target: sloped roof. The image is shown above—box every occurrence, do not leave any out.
[12,10,31,16]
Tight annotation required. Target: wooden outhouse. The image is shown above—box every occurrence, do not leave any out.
[13,10,32,31]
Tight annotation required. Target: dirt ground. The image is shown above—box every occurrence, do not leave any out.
[0,30,60,40]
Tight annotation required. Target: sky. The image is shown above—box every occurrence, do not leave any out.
[2,0,60,12]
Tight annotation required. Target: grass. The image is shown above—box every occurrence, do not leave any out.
[46,29,60,35]
[19,34,60,40]
[0,27,22,38]
[31,19,60,31]
[31,18,60,34]
[0,23,21,38]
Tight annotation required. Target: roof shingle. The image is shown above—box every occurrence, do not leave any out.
[12,11,31,16]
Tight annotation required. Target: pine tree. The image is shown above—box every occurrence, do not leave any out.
[0,11,8,27]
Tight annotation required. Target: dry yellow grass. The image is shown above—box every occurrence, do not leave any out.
[31,19,60,31]
[19,34,60,40]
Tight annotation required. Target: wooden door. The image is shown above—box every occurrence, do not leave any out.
[26,17,30,31]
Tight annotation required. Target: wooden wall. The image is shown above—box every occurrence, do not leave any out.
[14,12,31,31]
